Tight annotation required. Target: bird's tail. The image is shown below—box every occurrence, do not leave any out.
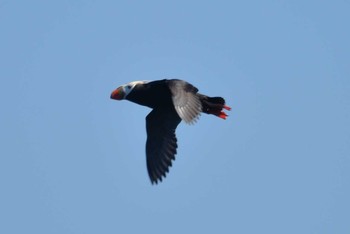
[199,95,231,120]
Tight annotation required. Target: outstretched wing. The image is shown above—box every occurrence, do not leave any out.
[167,79,202,124]
[146,107,182,184]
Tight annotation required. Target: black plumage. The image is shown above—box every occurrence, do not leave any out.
[111,79,231,184]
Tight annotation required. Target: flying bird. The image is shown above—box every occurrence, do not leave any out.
[110,79,231,184]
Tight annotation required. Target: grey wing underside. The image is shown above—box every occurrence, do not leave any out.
[146,107,182,184]
[167,79,202,124]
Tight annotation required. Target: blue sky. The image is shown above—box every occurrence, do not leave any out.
[1,1,349,233]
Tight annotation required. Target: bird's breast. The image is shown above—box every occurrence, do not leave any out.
[126,83,173,109]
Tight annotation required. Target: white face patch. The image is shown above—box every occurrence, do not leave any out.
[123,80,149,97]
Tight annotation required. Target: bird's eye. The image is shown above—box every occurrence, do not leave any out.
[126,85,132,89]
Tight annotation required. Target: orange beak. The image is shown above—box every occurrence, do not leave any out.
[110,87,124,100]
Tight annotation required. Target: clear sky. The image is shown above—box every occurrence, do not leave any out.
[1,1,349,233]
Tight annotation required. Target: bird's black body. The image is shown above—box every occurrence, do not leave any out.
[126,80,174,109]
[111,79,231,184]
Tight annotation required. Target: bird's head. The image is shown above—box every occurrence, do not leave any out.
[110,81,147,100]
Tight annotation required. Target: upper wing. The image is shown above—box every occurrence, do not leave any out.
[146,107,182,184]
[167,79,202,124]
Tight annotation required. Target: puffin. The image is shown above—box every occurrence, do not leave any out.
[110,79,231,184]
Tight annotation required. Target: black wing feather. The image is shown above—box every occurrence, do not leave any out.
[146,107,181,184]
